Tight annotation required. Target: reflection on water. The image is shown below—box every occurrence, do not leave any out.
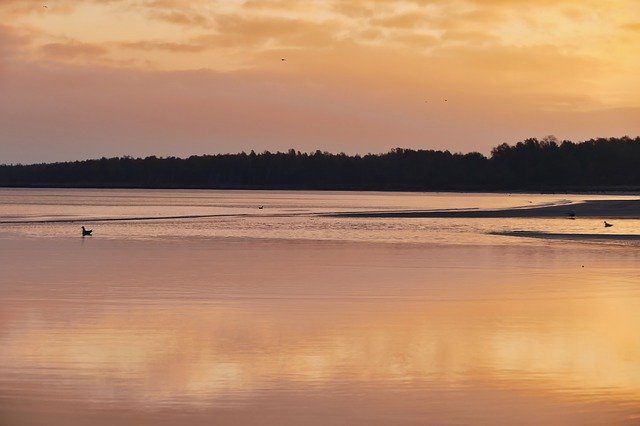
[1,190,640,424]
[4,298,640,401]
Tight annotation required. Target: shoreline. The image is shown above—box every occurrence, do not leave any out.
[329,199,640,219]
[492,231,640,241]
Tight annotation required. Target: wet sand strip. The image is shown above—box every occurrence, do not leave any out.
[0,212,317,224]
[329,199,640,219]
[0,213,257,224]
[491,231,640,241]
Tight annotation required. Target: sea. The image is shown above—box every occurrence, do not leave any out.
[1,189,639,425]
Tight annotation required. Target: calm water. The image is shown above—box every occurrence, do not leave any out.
[1,189,640,425]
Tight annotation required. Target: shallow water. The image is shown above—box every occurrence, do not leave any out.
[1,189,640,425]
[1,188,639,245]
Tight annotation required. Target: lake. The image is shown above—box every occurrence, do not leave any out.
[1,189,639,425]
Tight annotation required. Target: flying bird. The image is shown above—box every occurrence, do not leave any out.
[43,5,48,8]
[604,221,613,228]
[258,205,264,209]
[81,226,92,236]
[281,58,286,62]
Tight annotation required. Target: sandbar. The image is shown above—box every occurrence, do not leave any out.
[329,199,640,219]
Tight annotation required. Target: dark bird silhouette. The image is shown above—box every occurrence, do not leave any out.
[604,221,613,228]
[281,58,286,61]
[258,205,264,209]
[81,226,92,236]
[43,5,48,8]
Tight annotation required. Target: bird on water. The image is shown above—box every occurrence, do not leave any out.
[81,226,92,236]
[604,221,613,228]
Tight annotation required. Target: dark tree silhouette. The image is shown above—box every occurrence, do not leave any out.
[1,136,639,191]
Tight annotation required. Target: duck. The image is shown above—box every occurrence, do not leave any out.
[81,226,92,236]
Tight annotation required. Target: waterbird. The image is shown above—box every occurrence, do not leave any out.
[258,205,264,209]
[604,221,613,228]
[81,226,92,236]
[281,58,286,61]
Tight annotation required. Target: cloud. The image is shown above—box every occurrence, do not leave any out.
[118,40,208,53]
[206,14,340,49]
[40,41,109,59]
[241,0,320,13]
[387,32,440,48]
[148,10,211,27]
[439,30,498,45]
[371,11,429,29]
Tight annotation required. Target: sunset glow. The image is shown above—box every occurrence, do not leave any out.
[1,0,640,163]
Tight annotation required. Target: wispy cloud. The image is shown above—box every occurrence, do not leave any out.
[40,41,109,59]
[118,40,208,53]
[148,9,212,27]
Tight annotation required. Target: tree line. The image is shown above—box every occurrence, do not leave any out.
[1,136,640,191]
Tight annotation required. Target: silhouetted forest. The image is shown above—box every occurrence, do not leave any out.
[2,136,640,191]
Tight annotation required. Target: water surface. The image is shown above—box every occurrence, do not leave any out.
[1,189,639,425]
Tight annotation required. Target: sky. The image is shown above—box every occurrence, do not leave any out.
[1,0,639,164]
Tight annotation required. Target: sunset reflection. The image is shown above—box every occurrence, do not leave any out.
[2,221,640,424]
[3,292,639,407]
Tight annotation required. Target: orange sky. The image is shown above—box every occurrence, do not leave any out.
[1,0,639,163]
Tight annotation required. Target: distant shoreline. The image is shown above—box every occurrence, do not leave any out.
[2,138,640,191]
[328,199,640,219]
